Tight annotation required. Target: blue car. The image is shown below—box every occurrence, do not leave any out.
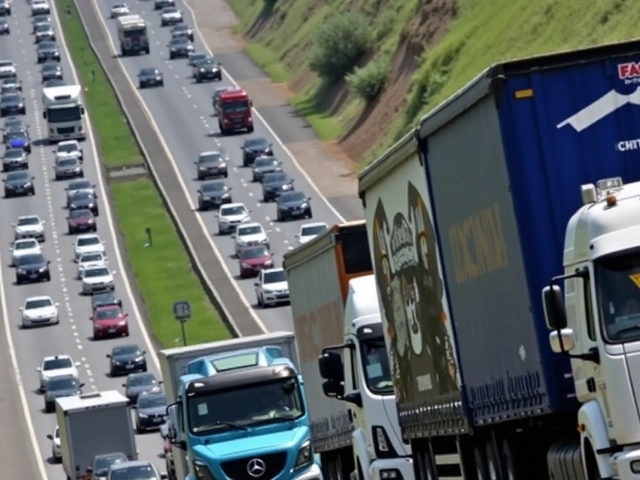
[4,129,30,153]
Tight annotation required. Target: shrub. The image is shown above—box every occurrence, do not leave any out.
[375,11,397,42]
[309,12,372,81]
[346,58,389,101]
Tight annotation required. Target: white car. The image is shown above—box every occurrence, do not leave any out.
[81,265,115,295]
[77,252,107,279]
[0,60,16,78]
[110,3,130,18]
[295,222,329,245]
[21,295,59,328]
[10,238,42,267]
[216,202,251,235]
[56,140,83,161]
[54,155,83,180]
[47,425,61,462]
[37,355,80,391]
[13,215,46,242]
[254,268,290,307]
[31,0,50,15]
[74,234,105,261]
[160,7,183,26]
[232,223,270,257]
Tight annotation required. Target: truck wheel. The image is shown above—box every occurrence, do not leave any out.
[474,446,489,480]
[485,441,502,480]
[502,438,521,480]
[418,445,437,480]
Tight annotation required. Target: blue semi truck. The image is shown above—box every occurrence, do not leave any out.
[356,39,640,480]
[159,332,322,480]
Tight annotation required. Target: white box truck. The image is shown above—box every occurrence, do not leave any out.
[56,391,136,480]
[283,221,413,480]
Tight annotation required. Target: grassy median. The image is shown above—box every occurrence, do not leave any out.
[55,0,229,346]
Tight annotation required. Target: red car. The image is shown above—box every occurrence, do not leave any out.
[238,245,273,278]
[67,209,97,234]
[91,305,129,339]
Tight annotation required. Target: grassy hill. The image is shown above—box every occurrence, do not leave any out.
[227,0,640,164]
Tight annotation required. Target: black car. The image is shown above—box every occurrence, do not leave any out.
[107,344,147,376]
[197,181,232,210]
[2,148,28,172]
[195,151,227,180]
[137,67,164,88]
[41,62,62,83]
[0,93,25,116]
[252,156,282,182]
[3,170,34,197]
[276,191,313,221]
[68,191,99,215]
[189,52,210,67]
[36,41,60,63]
[1,77,21,92]
[43,78,65,88]
[262,172,294,202]
[123,372,162,405]
[134,392,167,432]
[0,0,10,16]
[167,37,193,59]
[154,0,174,10]
[44,375,83,413]
[194,59,222,83]
[0,19,9,35]
[241,137,273,167]
[32,15,51,34]
[91,291,123,311]
[170,23,194,42]
[15,253,51,284]
[4,129,30,152]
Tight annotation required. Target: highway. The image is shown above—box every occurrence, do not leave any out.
[90,0,348,333]
[0,1,167,477]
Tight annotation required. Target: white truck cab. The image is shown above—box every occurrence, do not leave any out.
[42,85,86,142]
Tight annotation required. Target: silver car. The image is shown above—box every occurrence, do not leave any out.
[215,202,251,235]
[54,156,83,180]
[2,148,27,172]
[232,222,270,257]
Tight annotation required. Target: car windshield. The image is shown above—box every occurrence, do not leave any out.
[43,63,59,71]
[95,307,122,319]
[58,158,77,167]
[241,247,269,259]
[18,217,39,226]
[78,237,100,247]
[43,358,72,370]
[45,79,64,87]
[58,143,78,153]
[70,192,91,202]
[128,373,156,387]
[47,377,78,391]
[18,254,44,265]
[220,206,246,216]
[174,24,188,31]
[1,94,19,103]
[0,61,12,68]
[170,38,188,46]
[85,267,109,277]
[191,53,208,61]
[94,292,116,305]
[2,77,17,84]
[15,240,37,250]
[6,131,26,140]
[4,119,23,129]
[202,182,225,192]
[36,24,52,32]
[80,253,102,263]
[244,138,269,149]
[254,158,276,168]
[94,454,127,475]
[70,209,92,219]
[264,270,286,283]
[110,465,158,480]
[301,224,327,236]
[7,171,29,181]
[280,191,306,202]
[140,68,158,76]
[69,180,91,190]
[113,3,127,8]
[199,153,221,163]
[265,173,287,183]
[361,337,394,394]
[163,7,177,13]
[138,394,167,408]
[25,298,52,309]
[188,378,304,434]
[4,149,23,159]
[113,345,140,356]
[38,42,55,49]
[238,226,261,236]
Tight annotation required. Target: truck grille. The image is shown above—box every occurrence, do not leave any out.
[57,127,75,134]
[220,452,287,480]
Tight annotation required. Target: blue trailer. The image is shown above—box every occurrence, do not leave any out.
[359,39,640,480]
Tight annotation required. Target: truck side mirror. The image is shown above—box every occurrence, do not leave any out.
[166,402,186,449]
[549,328,576,353]
[542,285,567,330]
[46,434,53,440]
[321,379,344,398]
[318,351,344,382]
[42,111,47,119]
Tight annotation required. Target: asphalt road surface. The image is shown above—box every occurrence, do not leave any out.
[91,0,347,333]
[0,1,168,477]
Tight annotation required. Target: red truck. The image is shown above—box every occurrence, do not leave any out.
[217,88,253,134]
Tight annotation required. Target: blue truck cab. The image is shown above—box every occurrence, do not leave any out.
[166,346,323,480]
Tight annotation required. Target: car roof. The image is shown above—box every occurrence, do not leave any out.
[264,267,284,274]
[112,343,140,352]
[220,202,246,209]
[58,140,78,146]
[14,238,38,244]
[76,233,99,240]
[17,215,40,220]
[199,150,221,157]
[301,222,328,230]
[25,295,52,302]
[237,222,262,229]
[94,305,120,312]
[43,354,72,361]
[110,460,154,471]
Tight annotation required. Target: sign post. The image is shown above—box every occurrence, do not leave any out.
[172,301,191,346]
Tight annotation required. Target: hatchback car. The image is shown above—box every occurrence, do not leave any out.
[254,267,290,307]
[295,222,329,245]
[241,137,273,166]
[13,215,45,242]
[15,253,51,284]
[38,354,80,391]
[67,209,97,234]
[107,344,147,376]
[170,23,194,41]
[3,170,34,197]
[74,234,105,260]
[137,67,164,88]
[77,251,107,278]
[251,156,282,182]
[92,291,123,311]
[56,139,83,160]
[238,245,273,278]
[81,266,115,295]
[2,148,27,171]
[41,62,62,83]
[133,392,167,432]
[4,129,31,152]
[160,7,183,26]
[276,191,313,221]
[0,92,26,116]
[232,222,270,257]
[197,181,232,210]
[68,191,98,215]
[261,172,294,202]
[1,77,22,93]
[216,202,251,235]
[21,295,59,328]
[123,372,162,404]
[106,461,167,480]
[195,151,227,179]
[44,375,83,413]
[92,305,129,339]
[11,238,41,267]
[54,156,83,180]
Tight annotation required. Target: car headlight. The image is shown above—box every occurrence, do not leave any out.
[193,460,214,480]
[261,238,268,243]
[221,193,230,198]
[219,162,226,168]
[39,266,47,272]
[301,203,308,209]
[264,259,273,266]
[241,263,251,268]
[118,320,126,326]
[294,440,313,469]
[17,269,25,274]
[134,356,144,362]
[138,413,148,418]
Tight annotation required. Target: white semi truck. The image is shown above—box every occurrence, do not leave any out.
[42,85,86,142]
[56,390,136,480]
[283,221,413,480]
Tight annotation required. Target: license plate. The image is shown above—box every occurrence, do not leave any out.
[154,418,163,423]
[126,364,134,369]
[108,328,116,333]
[29,274,37,279]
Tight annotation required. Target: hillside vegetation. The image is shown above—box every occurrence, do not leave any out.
[228,0,640,164]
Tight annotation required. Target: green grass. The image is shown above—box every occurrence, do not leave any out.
[56,0,230,346]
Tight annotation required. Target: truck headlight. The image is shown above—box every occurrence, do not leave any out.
[294,440,312,469]
[380,469,401,479]
[193,459,215,480]
[631,460,640,474]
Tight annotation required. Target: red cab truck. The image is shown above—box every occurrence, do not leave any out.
[217,89,253,134]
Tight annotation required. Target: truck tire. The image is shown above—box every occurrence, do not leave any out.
[485,441,502,480]
[474,447,489,480]
[417,444,437,480]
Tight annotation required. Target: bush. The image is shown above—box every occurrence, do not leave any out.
[346,58,389,101]
[309,12,372,81]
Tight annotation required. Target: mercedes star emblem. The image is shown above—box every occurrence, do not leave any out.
[247,458,266,478]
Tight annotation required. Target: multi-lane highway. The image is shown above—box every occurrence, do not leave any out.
[0,1,167,477]
[89,0,347,333]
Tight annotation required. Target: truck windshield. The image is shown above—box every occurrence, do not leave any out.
[221,100,249,112]
[597,253,640,342]
[187,378,305,434]
[124,28,145,38]
[361,338,394,394]
[47,105,82,123]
